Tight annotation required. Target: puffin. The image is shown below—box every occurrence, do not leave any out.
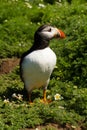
[20,25,65,103]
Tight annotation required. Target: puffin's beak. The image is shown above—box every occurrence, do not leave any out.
[57,29,66,38]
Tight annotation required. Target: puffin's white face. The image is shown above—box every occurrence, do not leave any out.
[38,26,65,40]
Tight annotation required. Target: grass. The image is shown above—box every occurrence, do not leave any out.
[0,66,87,129]
[0,0,87,129]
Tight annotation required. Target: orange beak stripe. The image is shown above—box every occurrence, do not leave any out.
[58,29,66,38]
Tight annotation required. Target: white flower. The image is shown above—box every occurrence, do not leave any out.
[58,106,64,109]
[4,99,9,103]
[54,93,61,101]
[18,94,23,100]
[71,125,76,129]
[12,93,23,100]
[12,93,17,98]
[25,2,32,8]
[47,95,51,100]
[38,3,45,8]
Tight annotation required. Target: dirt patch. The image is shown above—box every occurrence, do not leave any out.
[0,58,20,74]
[21,123,82,130]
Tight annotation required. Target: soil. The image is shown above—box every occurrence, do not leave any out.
[0,58,20,74]
[21,123,82,130]
[0,58,83,130]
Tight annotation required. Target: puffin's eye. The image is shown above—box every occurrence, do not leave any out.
[48,28,51,32]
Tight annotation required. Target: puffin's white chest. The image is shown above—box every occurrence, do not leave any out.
[22,47,56,91]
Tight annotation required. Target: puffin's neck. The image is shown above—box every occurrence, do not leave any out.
[20,38,49,61]
[29,38,49,53]
[34,39,49,49]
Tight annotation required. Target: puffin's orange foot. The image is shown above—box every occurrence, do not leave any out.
[40,99,52,104]
[40,99,47,104]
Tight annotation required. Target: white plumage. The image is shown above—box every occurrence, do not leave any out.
[21,47,56,92]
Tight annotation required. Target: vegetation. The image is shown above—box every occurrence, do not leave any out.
[0,0,87,129]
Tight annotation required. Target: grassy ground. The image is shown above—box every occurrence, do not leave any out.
[0,59,86,129]
[0,0,87,129]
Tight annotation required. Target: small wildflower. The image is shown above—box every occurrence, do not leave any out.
[12,93,23,101]
[18,94,23,100]
[4,99,9,103]
[47,95,51,100]
[38,3,45,8]
[25,2,32,8]
[58,106,64,109]
[71,125,76,129]
[54,93,61,101]
[12,93,17,98]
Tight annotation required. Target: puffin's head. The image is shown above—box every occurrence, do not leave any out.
[34,25,65,43]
